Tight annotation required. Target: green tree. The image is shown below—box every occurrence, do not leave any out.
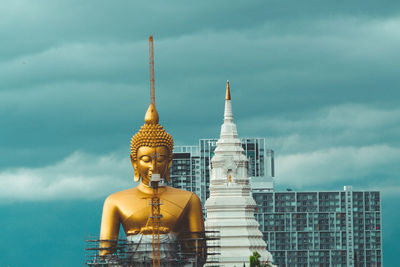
[249,251,261,267]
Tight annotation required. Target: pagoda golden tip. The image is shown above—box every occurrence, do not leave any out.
[144,103,159,124]
[226,80,231,100]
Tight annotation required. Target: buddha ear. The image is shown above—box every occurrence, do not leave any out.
[130,154,140,182]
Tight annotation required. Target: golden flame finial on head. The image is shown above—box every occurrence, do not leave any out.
[144,103,159,124]
[226,80,231,100]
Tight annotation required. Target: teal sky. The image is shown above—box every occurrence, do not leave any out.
[1,1,399,266]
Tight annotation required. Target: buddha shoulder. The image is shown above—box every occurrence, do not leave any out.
[102,188,141,207]
[163,186,201,208]
[102,186,201,209]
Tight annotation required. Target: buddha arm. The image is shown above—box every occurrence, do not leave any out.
[99,196,121,257]
[182,193,206,264]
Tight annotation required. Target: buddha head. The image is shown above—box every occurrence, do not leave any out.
[130,103,174,185]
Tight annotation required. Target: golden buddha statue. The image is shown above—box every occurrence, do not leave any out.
[99,103,206,265]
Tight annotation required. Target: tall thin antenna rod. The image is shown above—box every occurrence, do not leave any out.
[149,35,155,106]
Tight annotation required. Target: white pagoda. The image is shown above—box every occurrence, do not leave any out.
[205,81,274,267]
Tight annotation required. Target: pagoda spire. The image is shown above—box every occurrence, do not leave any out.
[223,80,234,125]
[225,80,231,100]
[205,81,274,266]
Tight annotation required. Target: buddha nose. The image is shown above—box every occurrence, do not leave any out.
[151,158,158,173]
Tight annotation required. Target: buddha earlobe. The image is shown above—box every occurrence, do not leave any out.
[131,154,140,182]
[134,169,140,182]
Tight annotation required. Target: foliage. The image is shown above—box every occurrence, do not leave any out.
[249,251,275,267]
[249,251,261,267]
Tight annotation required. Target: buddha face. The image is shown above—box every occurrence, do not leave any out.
[131,146,171,185]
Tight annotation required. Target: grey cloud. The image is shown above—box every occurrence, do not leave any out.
[2,0,400,61]
[0,81,147,169]
[1,1,400,175]
[275,144,400,192]
[0,42,149,89]
[240,104,400,153]
[239,103,400,197]
[0,151,133,202]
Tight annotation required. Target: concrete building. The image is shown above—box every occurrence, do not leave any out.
[252,186,382,267]
[171,139,274,205]
[169,145,202,198]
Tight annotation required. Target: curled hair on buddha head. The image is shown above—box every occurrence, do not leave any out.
[130,103,174,181]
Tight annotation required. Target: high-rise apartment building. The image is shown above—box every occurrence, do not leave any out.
[170,141,382,267]
[170,137,274,204]
[169,145,202,197]
[252,186,382,267]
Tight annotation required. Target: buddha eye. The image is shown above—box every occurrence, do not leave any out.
[157,156,166,162]
[140,156,151,162]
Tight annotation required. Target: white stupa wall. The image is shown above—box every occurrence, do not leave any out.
[204,82,274,266]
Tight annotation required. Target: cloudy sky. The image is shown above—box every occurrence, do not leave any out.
[1,0,399,266]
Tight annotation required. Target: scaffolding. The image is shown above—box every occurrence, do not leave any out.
[85,231,220,267]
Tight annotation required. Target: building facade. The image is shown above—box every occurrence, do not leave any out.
[252,186,382,267]
[169,146,202,197]
[170,138,274,205]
